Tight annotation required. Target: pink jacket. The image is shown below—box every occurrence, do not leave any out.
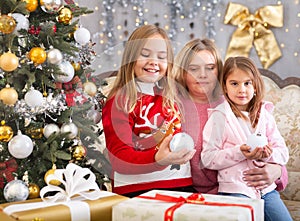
[201,100,289,198]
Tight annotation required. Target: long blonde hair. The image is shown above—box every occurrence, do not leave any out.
[107,24,177,114]
[221,56,265,128]
[172,38,223,99]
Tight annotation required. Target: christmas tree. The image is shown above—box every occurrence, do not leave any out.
[0,0,110,203]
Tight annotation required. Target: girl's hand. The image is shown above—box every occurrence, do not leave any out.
[155,135,196,166]
[262,144,273,159]
[240,144,264,160]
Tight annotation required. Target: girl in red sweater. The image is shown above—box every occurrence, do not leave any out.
[102,25,196,197]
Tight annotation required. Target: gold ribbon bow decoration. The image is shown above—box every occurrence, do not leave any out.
[224,3,283,69]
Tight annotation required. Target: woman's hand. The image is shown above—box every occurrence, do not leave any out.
[155,134,196,166]
[242,162,282,190]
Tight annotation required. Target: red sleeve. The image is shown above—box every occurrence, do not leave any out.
[102,97,166,174]
[275,165,288,191]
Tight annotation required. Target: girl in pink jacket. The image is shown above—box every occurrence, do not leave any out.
[201,56,292,221]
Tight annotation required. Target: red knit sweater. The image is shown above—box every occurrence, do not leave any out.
[102,86,192,195]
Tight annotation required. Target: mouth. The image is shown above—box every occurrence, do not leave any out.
[144,68,159,74]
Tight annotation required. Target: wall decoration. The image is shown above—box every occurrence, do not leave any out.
[224,2,283,69]
[76,0,299,78]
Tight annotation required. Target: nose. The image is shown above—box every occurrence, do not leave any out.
[197,67,207,78]
[238,84,246,93]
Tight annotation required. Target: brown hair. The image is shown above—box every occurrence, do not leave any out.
[221,56,265,128]
[107,24,177,113]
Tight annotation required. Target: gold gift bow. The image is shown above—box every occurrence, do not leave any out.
[224,3,283,69]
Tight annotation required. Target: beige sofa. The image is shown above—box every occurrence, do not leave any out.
[260,69,300,221]
[99,69,300,220]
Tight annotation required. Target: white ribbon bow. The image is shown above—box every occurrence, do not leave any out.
[40,163,102,202]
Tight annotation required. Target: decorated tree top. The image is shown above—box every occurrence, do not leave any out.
[0,0,110,203]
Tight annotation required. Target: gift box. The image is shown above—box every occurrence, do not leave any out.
[0,193,127,221]
[0,163,128,221]
[112,190,264,221]
[0,191,128,221]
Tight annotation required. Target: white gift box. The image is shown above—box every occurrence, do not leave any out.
[112,189,264,221]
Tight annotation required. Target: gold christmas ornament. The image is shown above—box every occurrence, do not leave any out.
[25,126,44,139]
[0,51,19,72]
[44,165,61,186]
[0,85,18,106]
[57,7,73,25]
[23,0,39,12]
[224,3,283,69]
[83,81,97,97]
[28,183,40,199]
[28,47,47,65]
[71,61,81,71]
[72,144,87,161]
[0,15,16,34]
[0,120,14,142]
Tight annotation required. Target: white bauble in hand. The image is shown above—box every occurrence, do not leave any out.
[170,132,194,152]
[246,133,268,151]
[8,130,33,159]
[4,180,29,202]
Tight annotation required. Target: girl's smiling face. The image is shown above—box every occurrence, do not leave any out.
[134,34,168,83]
[225,68,255,111]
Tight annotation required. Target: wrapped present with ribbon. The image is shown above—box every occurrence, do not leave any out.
[0,163,128,221]
[112,189,264,221]
[224,2,283,69]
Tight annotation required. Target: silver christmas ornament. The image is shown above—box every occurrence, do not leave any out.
[4,180,29,202]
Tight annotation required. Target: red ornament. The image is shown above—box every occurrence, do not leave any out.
[52,24,57,33]
[0,158,18,189]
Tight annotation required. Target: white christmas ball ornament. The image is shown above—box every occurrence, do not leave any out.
[8,130,33,159]
[246,133,268,151]
[74,27,91,45]
[43,123,60,138]
[60,122,78,139]
[47,48,63,65]
[24,89,43,107]
[55,61,74,83]
[170,132,194,152]
[4,180,29,202]
[11,13,29,35]
[83,81,97,97]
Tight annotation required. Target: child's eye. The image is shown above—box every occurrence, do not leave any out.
[245,81,252,86]
[157,52,167,59]
[141,52,150,57]
[231,82,238,86]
